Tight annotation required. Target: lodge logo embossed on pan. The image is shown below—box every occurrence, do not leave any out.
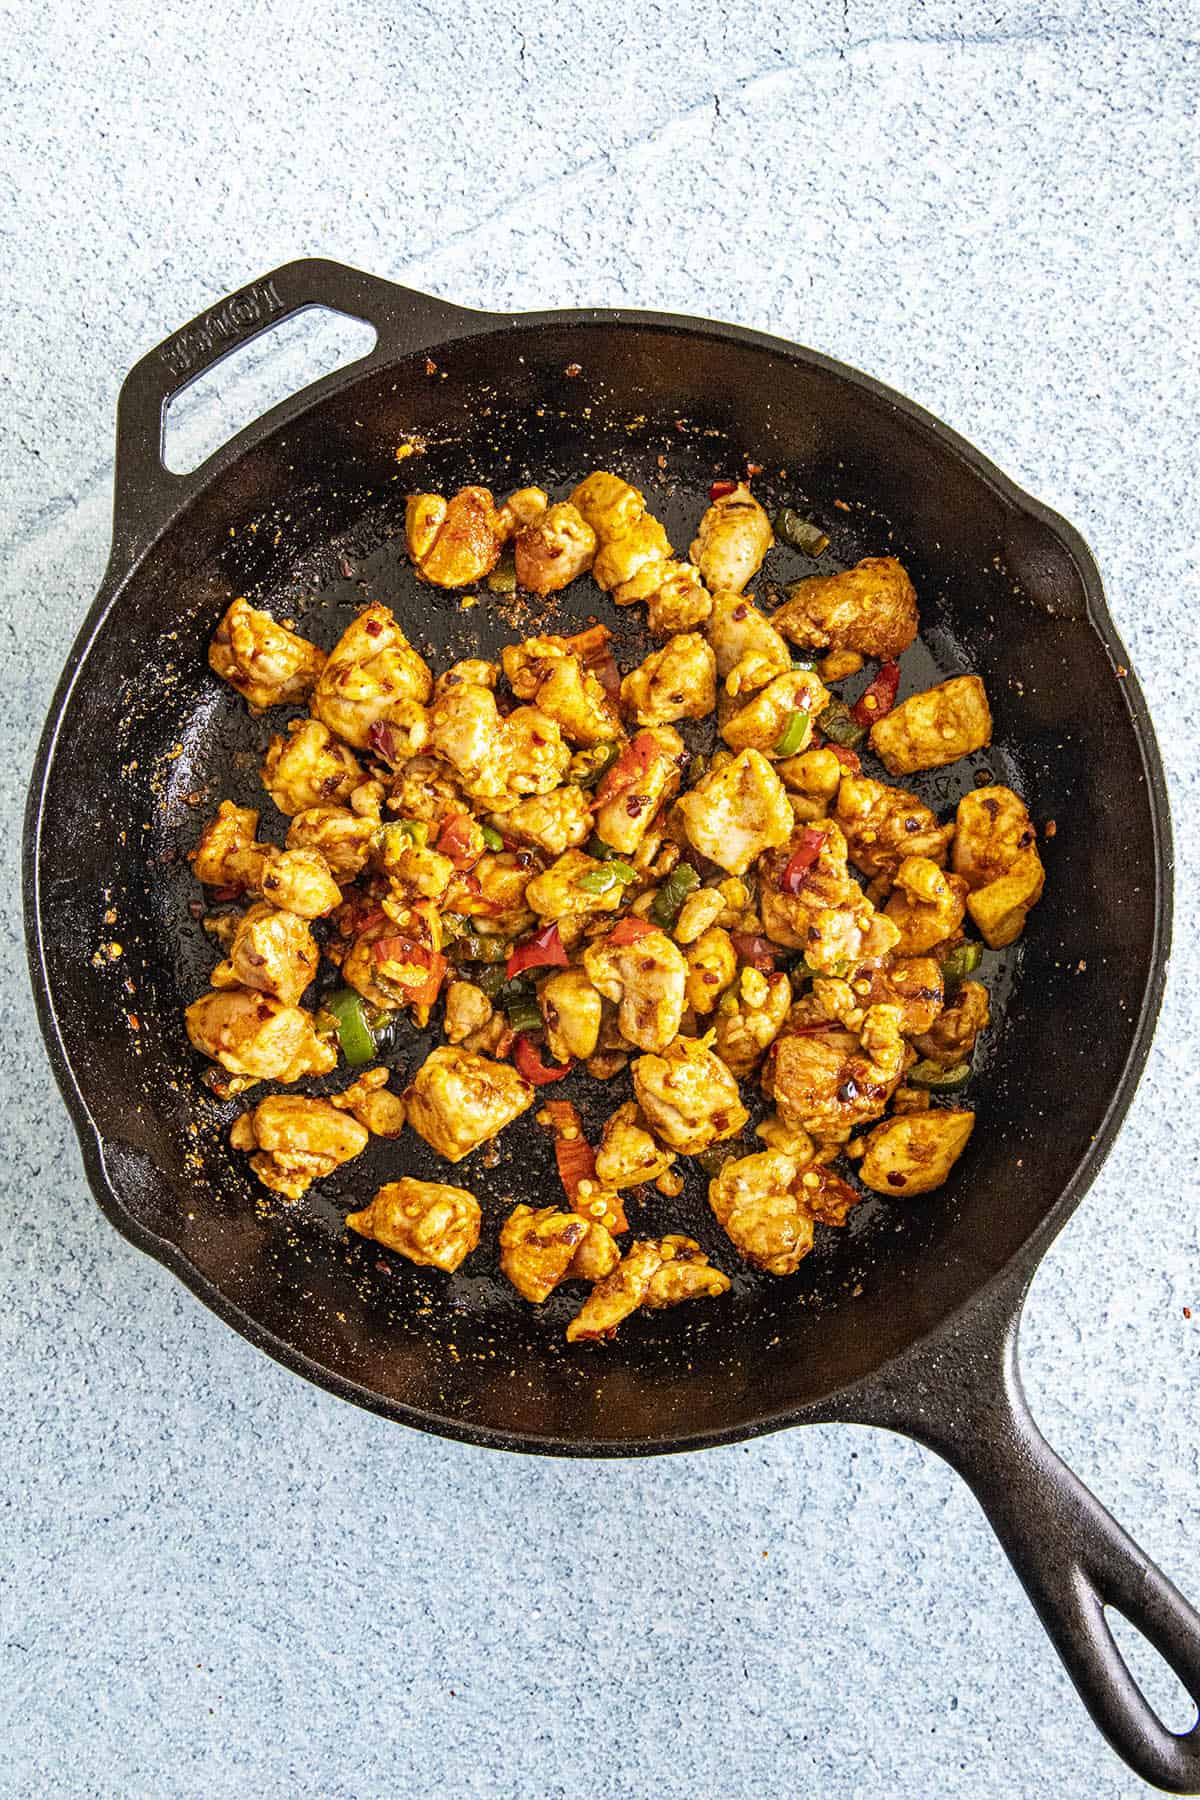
[23,258,1199,1791]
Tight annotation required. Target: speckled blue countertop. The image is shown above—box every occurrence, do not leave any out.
[2,3,1198,1795]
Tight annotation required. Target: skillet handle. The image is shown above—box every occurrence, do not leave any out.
[878,1287,1200,1791]
[110,257,486,557]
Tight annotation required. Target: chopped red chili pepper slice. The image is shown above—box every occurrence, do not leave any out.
[729,933,779,970]
[826,744,862,773]
[563,623,621,697]
[368,720,399,762]
[372,935,447,1008]
[505,921,569,980]
[709,479,738,500]
[595,731,658,807]
[607,915,658,946]
[778,828,827,894]
[436,812,482,870]
[513,1033,574,1085]
[537,1100,629,1232]
[850,660,901,727]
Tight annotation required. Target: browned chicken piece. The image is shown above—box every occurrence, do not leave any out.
[433,657,499,699]
[953,786,1045,948]
[346,1177,482,1272]
[539,966,604,1063]
[429,683,571,809]
[763,1005,907,1136]
[209,596,326,713]
[185,988,337,1083]
[759,819,900,973]
[442,850,536,934]
[404,1045,534,1162]
[858,1109,975,1195]
[819,650,866,682]
[406,486,506,587]
[378,829,455,906]
[677,748,794,876]
[500,636,620,747]
[642,563,713,635]
[689,484,773,595]
[499,1205,620,1304]
[584,925,688,1052]
[443,979,495,1046]
[869,674,992,776]
[776,747,844,821]
[514,502,597,595]
[309,603,433,751]
[706,589,792,698]
[229,1093,368,1201]
[210,901,319,1005]
[673,885,727,944]
[257,847,343,918]
[884,856,969,955]
[593,726,687,857]
[495,486,550,539]
[910,979,990,1066]
[756,1112,817,1162]
[632,1036,749,1154]
[494,787,593,857]
[569,471,647,542]
[565,1236,729,1342]
[525,848,629,922]
[329,1066,406,1136]
[772,556,919,660]
[286,803,376,882]
[340,908,443,1012]
[191,805,343,917]
[262,717,363,816]
[720,667,830,758]
[709,1149,814,1275]
[835,773,954,883]
[592,514,672,593]
[855,956,945,1036]
[191,800,261,888]
[594,1100,677,1189]
[682,926,738,1015]
[387,754,469,826]
[714,968,792,1075]
[794,1159,862,1227]
[620,633,717,725]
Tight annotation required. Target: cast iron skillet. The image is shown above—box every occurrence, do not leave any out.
[24,258,1200,1789]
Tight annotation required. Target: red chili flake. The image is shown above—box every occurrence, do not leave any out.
[365,618,383,637]
[746,462,763,477]
[730,933,778,971]
[212,884,244,903]
[850,660,901,727]
[826,744,861,773]
[1045,819,1058,838]
[709,479,738,501]
[886,1172,907,1187]
[368,721,398,762]
[833,499,851,512]
[425,358,438,376]
[1184,1307,1192,1319]
[188,901,204,919]
[732,603,748,621]
[564,363,582,378]
[126,1013,140,1031]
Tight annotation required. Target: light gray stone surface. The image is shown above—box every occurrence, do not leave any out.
[2,2,1197,1795]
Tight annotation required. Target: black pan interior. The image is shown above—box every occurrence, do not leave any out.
[32,320,1161,1449]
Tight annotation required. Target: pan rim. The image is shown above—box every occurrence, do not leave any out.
[23,299,1174,1455]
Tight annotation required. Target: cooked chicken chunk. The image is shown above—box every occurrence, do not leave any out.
[210,901,319,1005]
[514,501,597,595]
[406,486,505,587]
[632,1036,749,1154]
[499,1205,619,1303]
[429,684,571,809]
[709,1150,814,1275]
[835,774,954,883]
[721,668,830,758]
[539,966,604,1063]
[191,800,261,888]
[443,979,494,1045]
[569,471,646,543]
[404,1045,534,1162]
[262,717,362,816]
[229,1094,368,1201]
[593,726,687,856]
[677,749,793,877]
[689,484,773,595]
[856,956,945,1036]
[869,674,992,775]
[346,1177,482,1272]
[495,786,593,857]
[442,849,535,931]
[707,589,792,698]
[910,979,990,1067]
[884,856,969,955]
[525,848,629,922]
[594,1100,677,1189]
[256,847,343,918]
[500,636,620,746]
[715,968,792,1075]
[673,885,726,944]
[584,925,688,1052]
[759,820,900,973]
[683,926,738,1015]
[776,748,846,824]
[496,486,551,538]
[953,786,1045,948]
[763,1005,907,1136]
[620,633,716,725]
[209,596,325,712]
[433,657,499,699]
[565,1236,729,1342]
[309,603,433,751]
[185,988,337,1083]
[286,803,376,882]
[772,556,918,660]
[329,1066,406,1136]
[641,562,713,635]
[858,1109,975,1195]
[387,754,469,826]
[592,513,672,593]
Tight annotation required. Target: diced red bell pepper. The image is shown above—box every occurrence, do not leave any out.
[778,828,827,894]
[564,623,621,698]
[826,744,862,773]
[709,479,738,500]
[513,1032,574,1085]
[537,1101,629,1233]
[595,731,659,806]
[505,921,569,980]
[607,915,658,946]
[850,660,901,727]
[729,933,779,970]
[436,813,483,871]
[372,934,447,1009]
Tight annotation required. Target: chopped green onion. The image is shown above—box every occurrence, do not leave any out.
[577,861,639,895]
[480,824,504,851]
[773,709,813,758]
[816,699,867,749]
[505,994,543,1034]
[649,863,700,929]
[487,558,517,594]
[584,832,619,862]
[570,741,620,789]
[775,508,830,557]
[941,941,983,988]
[907,1059,973,1091]
[320,988,377,1067]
